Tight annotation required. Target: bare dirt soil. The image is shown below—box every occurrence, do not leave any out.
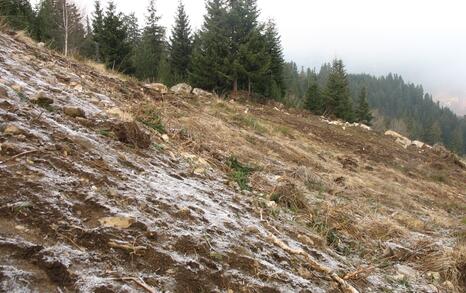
[0,32,465,293]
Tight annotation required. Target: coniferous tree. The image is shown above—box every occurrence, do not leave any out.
[92,0,104,61]
[123,13,140,45]
[226,0,260,94]
[190,0,230,91]
[80,16,95,58]
[305,77,324,114]
[425,121,443,145]
[169,1,192,83]
[324,59,354,121]
[101,1,132,72]
[355,87,373,124]
[0,0,34,30]
[238,25,270,96]
[33,0,85,55]
[33,0,55,42]
[133,0,165,81]
[263,19,285,100]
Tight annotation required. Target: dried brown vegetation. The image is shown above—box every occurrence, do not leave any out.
[0,32,465,292]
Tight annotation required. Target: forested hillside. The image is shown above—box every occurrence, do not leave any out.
[284,62,466,154]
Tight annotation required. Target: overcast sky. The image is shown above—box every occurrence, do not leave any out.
[33,0,466,109]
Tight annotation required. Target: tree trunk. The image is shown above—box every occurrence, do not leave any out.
[233,78,238,97]
[63,0,68,56]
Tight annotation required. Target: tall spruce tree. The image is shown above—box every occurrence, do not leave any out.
[168,1,192,83]
[80,16,95,58]
[123,13,140,45]
[305,76,324,114]
[133,0,165,81]
[190,0,230,91]
[33,0,55,42]
[238,25,270,96]
[355,87,373,124]
[92,0,104,61]
[226,0,260,94]
[101,1,132,72]
[263,19,285,100]
[324,59,354,121]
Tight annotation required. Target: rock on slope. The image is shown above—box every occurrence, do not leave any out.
[0,32,465,293]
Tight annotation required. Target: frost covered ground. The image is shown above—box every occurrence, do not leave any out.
[0,32,465,292]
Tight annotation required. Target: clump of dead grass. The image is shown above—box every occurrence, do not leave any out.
[106,107,134,122]
[13,31,37,47]
[291,167,328,194]
[82,58,138,82]
[411,241,466,291]
[0,17,9,32]
[270,179,308,211]
[359,216,407,242]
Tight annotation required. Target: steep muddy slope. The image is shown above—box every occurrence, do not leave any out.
[0,32,465,293]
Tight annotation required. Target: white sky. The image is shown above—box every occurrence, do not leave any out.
[32,0,466,106]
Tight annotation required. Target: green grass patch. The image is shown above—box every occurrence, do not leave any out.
[227,156,255,191]
[275,125,293,137]
[136,107,166,134]
[98,129,113,137]
[232,114,267,134]
[430,171,448,184]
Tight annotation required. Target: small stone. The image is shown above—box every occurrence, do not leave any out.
[297,234,315,246]
[394,264,418,281]
[442,281,454,290]
[170,83,192,95]
[192,88,212,98]
[37,42,45,48]
[145,83,168,94]
[0,87,8,98]
[427,271,441,281]
[31,91,54,105]
[162,134,169,142]
[193,167,206,176]
[15,225,27,231]
[245,226,260,234]
[11,84,22,92]
[3,124,22,135]
[266,201,278,208]
[63,106,86,118]
[99,216,135,229]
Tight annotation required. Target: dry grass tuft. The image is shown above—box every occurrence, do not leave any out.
[82,58,138,82]
[0,17,9,32]
[359,216,407,242]
[106,107,134,122]
[13,31,37,47]
[412,242,466,291]
[291,166,328,193]
[270,179,308,211]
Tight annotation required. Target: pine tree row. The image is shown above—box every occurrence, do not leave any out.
[305,59,372,125]
[1,0,285,100]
